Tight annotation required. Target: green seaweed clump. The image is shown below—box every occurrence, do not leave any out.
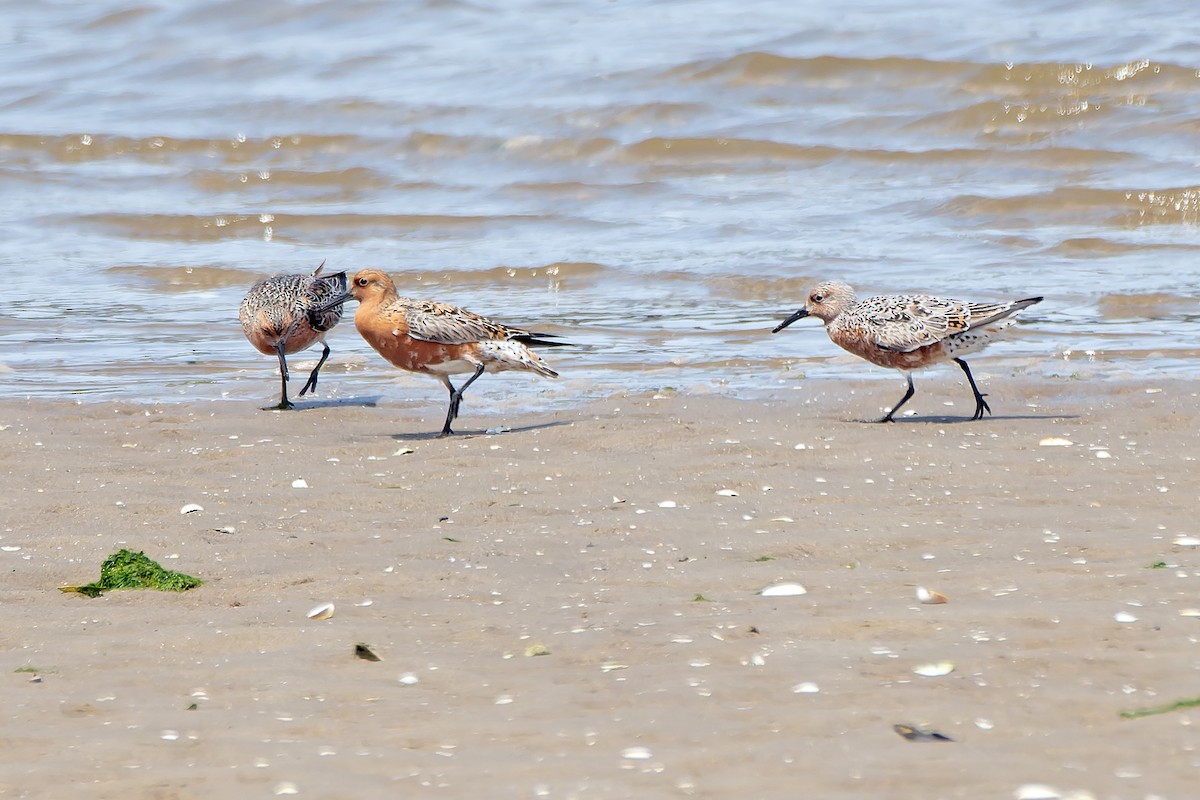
[60,549,203,598]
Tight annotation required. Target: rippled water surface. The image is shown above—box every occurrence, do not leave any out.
[2,0,1199,405]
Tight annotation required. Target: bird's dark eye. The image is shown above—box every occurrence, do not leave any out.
[812,293,824,303]
[357,277,369,286]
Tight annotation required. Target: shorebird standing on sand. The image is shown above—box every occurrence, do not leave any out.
[325,269,565,437]
[239,262,348,410]
[773,281,1042,422]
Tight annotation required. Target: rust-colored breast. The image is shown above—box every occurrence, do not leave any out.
[356,300,471,374]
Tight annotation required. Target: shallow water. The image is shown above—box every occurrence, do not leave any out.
[2,0,1198,405]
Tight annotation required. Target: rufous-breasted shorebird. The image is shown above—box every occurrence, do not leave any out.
[324,269,565,436]
[238,262,347,410]
[773,281,1042,422]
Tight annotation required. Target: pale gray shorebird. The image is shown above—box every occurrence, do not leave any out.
[319,268,565,436]
[238,262,348,410]
[773,281,1042,422]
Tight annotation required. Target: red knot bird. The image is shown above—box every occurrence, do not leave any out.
[773,281,1042,422]
[238,262,348,410]
[325,268,565,436]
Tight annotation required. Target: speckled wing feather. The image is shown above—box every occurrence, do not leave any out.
[400,299,525,345]
[302,270,348,332]
[862,295,1015,353]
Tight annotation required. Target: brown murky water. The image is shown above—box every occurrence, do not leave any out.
[2,1,1199,405]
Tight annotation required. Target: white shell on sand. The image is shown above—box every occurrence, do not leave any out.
[273,783,300,796]
[1113,611,1138,623]
[792,681,820,694]
[913,661,955,677]
[759,582,807,597]
[716,489,739,497]
[1038,437,1073,447]
[621,746,652,760]
[1014,785,1062,800]
[1173,536,1200,547]
[179,503,203,514]
[291,479,309,489]
[306,602,335,620]
[916,586,948,604]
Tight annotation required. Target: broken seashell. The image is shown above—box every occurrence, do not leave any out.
[893,723,954,742]
[1178,608,1200,617]
[716,489,739,497]
[1173,536,1200,547]
[1014,785,1062,800]
[1038,437,1073,447]
[759,582,807,597]
[393,447,415,456]
[1113,611,1138,623]
[179,503,204,515]
[621,746,652,760]
[916,586,948,604]
[291,479,309,489]
[354,643,381,661]
[912,661,955,677]
[306,602,335,620]
[658,500,677,508]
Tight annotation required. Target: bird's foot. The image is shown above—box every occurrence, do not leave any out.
[970,394,992,421]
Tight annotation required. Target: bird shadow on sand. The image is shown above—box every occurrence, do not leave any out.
[276,395,384,410]
[854,412,1079,424]
[386,419,573,442]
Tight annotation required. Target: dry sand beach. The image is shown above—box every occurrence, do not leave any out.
[2,376,1198,799]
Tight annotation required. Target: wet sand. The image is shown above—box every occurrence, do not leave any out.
[1,376,1198,798]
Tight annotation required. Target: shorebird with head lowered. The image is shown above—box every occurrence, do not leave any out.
[239,262,348,410]
[773,281,1042,422]
[323,269,565,436]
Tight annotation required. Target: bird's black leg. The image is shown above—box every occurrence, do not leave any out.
[268,342,295,410]
[439,377,460,437]
[298,342,331,398]
[439,364,486,437]
[880,373,915,423]
[954,358,991,420]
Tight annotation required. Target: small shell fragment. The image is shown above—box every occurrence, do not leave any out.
[354,643,382,661]
[393,447,415,456]
[1038,437,1073,447]
[1173,536,1200,547]
[306,602,335,620]
[792,681,820,694]
[658,500,677,508]
[893,723,954,742]
[913,661,955,677]
[759,582,807,597]
[524,643,551,657]
[273,783,300,796]
[179,503,204,515]
[291,479,309,489]
[621,746,653,760]
[1113,611,1138,623]
[716,489,739,497]
[916,586,948,604]
[1178,608,1200,618]
[398,673,419,685]
[1014,785,1062,800]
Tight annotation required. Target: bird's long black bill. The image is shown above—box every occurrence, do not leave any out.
[772,308,810,333]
